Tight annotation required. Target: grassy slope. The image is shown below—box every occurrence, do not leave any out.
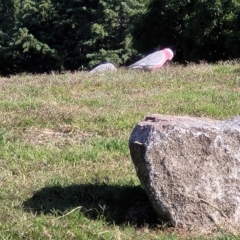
[0,62,239,239]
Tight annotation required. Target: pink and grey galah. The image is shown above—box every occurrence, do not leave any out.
[128,48,174,70]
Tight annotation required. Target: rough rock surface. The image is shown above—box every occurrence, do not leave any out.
[129,114,240,232]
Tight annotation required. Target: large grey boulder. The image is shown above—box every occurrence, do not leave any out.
[129,114,240,232]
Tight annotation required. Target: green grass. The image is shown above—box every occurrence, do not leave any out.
[0,62,240,239]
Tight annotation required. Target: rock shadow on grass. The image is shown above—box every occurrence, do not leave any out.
[22,183,164,228]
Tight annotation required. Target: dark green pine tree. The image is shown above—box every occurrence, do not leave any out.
[0,0,148,74]
[47,0,101,70]
[0,0,59,75]
[85,0,148,68]
[0,0,15,31]
[21,0,102,71]
[0,0,22,74]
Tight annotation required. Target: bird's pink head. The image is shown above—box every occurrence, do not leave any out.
[164,48,174,60]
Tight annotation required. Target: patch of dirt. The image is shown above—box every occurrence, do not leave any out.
[23,125,91,148]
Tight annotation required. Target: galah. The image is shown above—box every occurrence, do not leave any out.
[89,63,117,74]
[128,48,174,70]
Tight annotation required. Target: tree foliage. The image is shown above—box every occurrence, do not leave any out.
[86,0,147,67]
[132,0,240,62]
[0,0,240,75]
[0,0,147,75]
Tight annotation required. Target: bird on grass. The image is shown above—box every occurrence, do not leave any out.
[89,63,117,74]
[128,48,174,71]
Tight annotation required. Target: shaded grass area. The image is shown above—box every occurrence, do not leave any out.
[22,183,159,227]
[0,62,240,239]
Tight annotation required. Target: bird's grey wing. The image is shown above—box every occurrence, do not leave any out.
[142,51,165,66]
[129,51,165,68]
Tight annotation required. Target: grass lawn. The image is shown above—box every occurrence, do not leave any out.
[0,62,239,239]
